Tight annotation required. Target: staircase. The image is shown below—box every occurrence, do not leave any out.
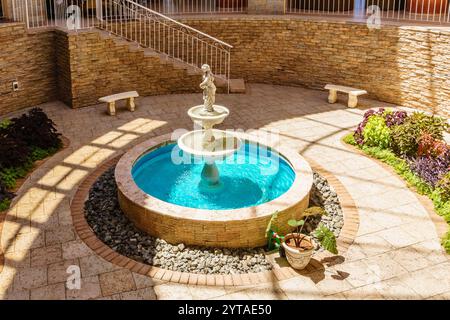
[97,0,245,93]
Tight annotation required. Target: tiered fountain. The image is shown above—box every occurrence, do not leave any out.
[177,64,241,189]
[115,65,313,248]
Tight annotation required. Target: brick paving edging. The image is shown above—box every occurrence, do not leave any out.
[0,136,70,274]
[70,152,360,286]
[340,137,449,240]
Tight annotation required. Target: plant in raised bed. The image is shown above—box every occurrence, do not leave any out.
[437,172,450,203]
[0,180,14,212]
[391,112,448,156]
[281,207,337,270]
[265,211,285,252]
[0,108,62,210]
[6,108,61,150]
[408,153,449,187]
[344,108,450,253]
[0,135,30,169]
[362,115,392,149]
[418,133,449,158]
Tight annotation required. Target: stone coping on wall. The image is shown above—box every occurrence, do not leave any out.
[115,132,313,222]
[70,145,360,286]
[10,14,450,35]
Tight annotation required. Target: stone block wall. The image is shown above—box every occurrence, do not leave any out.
[58,30,202,108]
[1,16,449,117]
[0,23,57,116]
[179,16,450,116]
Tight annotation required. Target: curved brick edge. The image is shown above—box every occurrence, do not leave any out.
[71,153,359,286]
[0,136,71,274]
[340,137,449,241]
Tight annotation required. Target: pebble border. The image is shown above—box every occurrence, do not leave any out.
[70,148,360,286]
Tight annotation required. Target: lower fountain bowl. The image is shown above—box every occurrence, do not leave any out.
[115,132,313,248]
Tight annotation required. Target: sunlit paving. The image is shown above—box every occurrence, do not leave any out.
[0,0,449,305]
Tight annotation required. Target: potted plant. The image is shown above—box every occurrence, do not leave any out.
[282,207,338,270]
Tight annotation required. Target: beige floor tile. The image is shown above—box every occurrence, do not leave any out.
[154,283,193,300]
[99,269,136,296]
[30,283,66,300]
[66,276,102,300]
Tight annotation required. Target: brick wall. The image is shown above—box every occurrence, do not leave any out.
[180,16,450,116]
[0,23,57,116]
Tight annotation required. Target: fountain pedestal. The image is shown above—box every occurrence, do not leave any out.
[201,161,219,186]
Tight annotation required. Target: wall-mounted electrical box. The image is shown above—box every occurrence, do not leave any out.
[12,81,19,92]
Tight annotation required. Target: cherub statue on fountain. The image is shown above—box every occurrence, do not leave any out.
[200,64,216,114]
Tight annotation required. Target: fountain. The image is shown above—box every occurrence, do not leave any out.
[177,64,241,188]
[115,65,314,248]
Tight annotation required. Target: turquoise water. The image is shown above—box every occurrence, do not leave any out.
[132,143,295,210]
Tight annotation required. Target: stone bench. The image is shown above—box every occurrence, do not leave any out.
[99,91,139,116]
[324,84,367,108]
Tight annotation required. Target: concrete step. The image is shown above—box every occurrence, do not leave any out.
[229,79,246,94]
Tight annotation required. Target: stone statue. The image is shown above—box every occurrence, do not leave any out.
[200,64,216,113]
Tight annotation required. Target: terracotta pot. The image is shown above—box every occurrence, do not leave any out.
[281,233,315,270]
[407,0,448,14]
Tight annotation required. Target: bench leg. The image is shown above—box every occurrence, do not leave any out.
[126,97,135,112]
[328,89,337,104]
[348,94,358,108]
[107,101,116,116]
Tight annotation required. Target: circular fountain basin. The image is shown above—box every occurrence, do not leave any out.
[115,132,313,248]
[187,105,229,127]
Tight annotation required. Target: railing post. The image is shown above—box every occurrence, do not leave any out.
[24,0,29,28]
[227,51,231,94]
[12,0,16,20]
[96,0,103,20]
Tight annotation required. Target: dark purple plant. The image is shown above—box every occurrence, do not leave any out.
[385,111,407,127]
[408,151,450,187]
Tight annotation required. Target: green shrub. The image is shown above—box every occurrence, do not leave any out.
[362,115,391,149]
[313,224,338,254]
[437,172,450,202]
[0,199,11,212]
[0,165,31,189]
[343,133,357,145]
[30,146,57,162]
[0,119,11,129]
[391,112,448,156]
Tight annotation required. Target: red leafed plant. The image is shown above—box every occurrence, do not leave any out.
[418,133,449,158]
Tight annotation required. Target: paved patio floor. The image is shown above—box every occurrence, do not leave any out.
[0,84,449,300]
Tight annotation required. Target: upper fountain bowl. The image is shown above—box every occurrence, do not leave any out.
[187,105,230,128]
[177,129,242,160]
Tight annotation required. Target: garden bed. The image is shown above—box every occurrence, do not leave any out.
[0,108,64,213]
[343,108,449,253]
